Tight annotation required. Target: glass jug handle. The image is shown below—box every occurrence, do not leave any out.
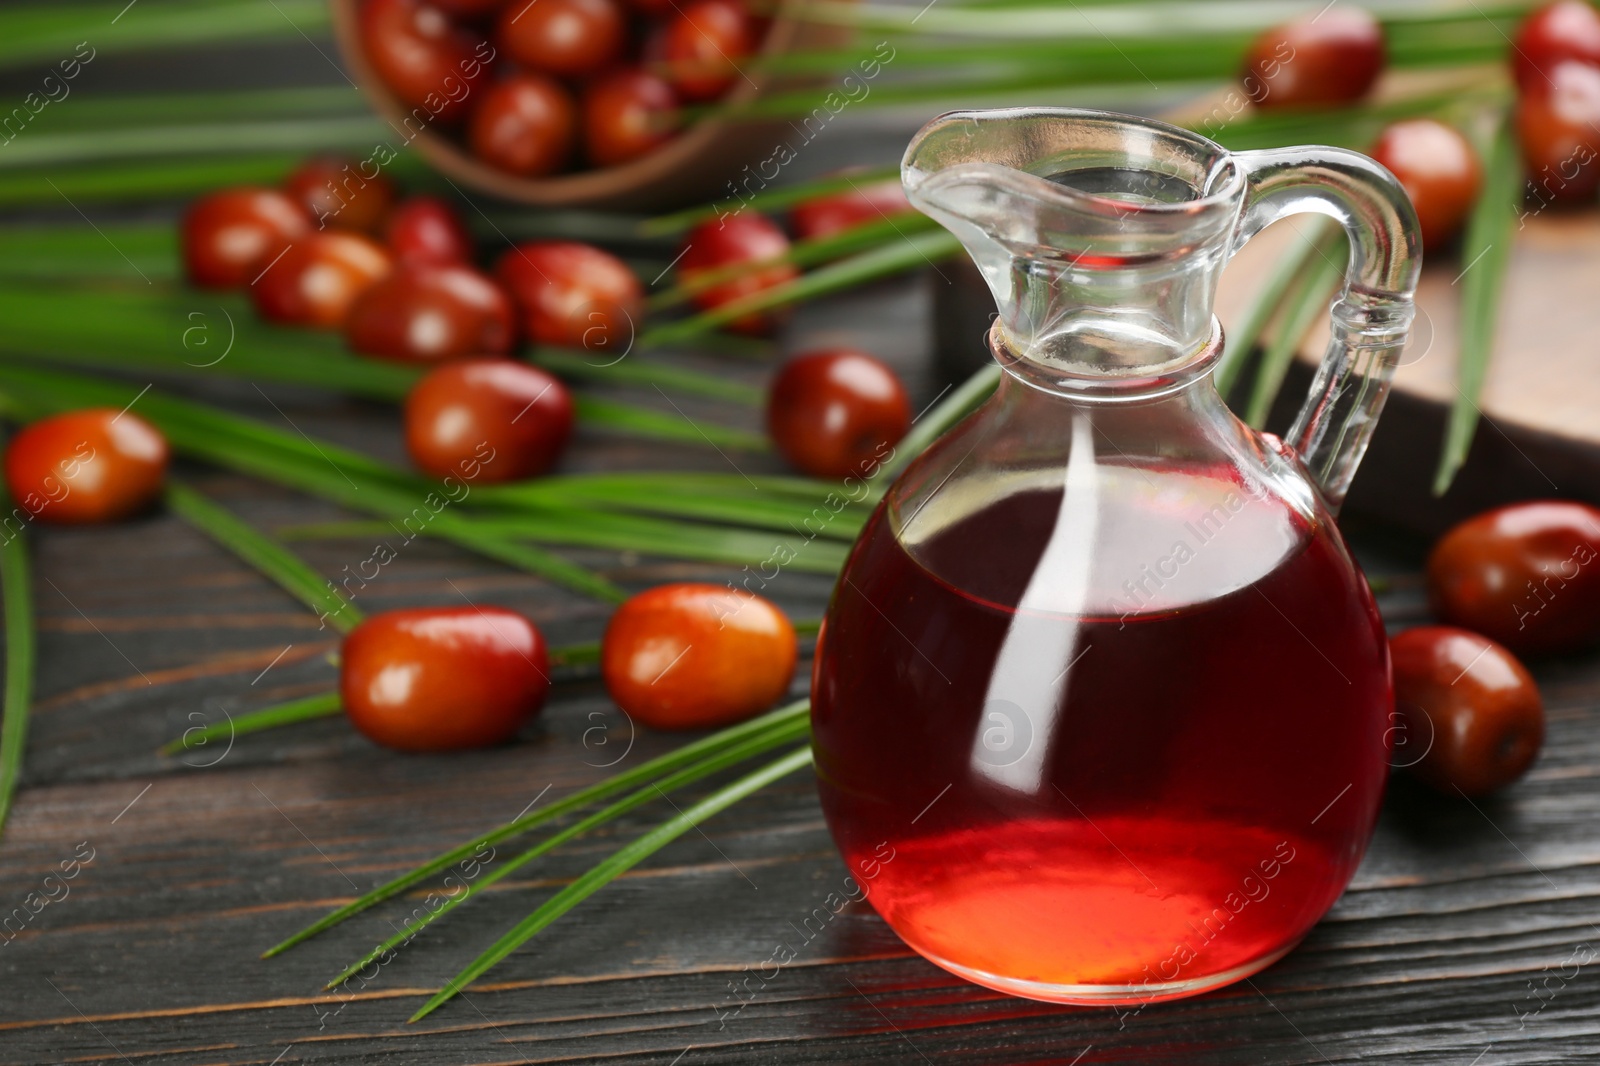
[1231,147,1422,511]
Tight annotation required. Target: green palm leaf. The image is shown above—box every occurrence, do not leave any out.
[0,491,33,841]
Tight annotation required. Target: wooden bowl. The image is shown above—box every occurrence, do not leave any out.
[330,0,846,210]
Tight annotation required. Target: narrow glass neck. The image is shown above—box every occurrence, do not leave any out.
[991,317,1227,400]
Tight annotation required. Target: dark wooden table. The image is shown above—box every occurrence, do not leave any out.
[2,29,1600,1066]
[1,267,1597,1066]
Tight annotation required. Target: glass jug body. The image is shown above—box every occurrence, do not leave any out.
[813,341,1390,1004]
[811,108,1419,1006]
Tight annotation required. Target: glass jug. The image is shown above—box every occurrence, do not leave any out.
[811,108,1420,1006]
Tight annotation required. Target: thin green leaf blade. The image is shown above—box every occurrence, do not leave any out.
[646,212,936,311]
[0,298,764,453]
[327,714,810,988]
[639,165,899,236]
[573,396,768,453]
[159,632,614,755]
[262,699,810,956]
[878,363,1000,483]
[0,115,390,171]
[429,518,626,602]
[0,0,331,70]
[410,743,814,1022]
[1215,218,1333,399]
[531,349,762,405]
[639,230,962,347]
[160,691,342,756]
[167,482,362,633]
[278,510,850,575]
[0,364,623,601]
[0,491,32,841]
[1434,112,1520,495]
[1244,231,1347,428]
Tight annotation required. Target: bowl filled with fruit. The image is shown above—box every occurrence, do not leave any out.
[333,0,842,208]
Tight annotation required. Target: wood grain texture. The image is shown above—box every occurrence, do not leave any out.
[4,45,1600,1066]
[1,279,1597,1066]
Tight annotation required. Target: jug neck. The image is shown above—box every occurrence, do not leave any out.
[990,317,1228,401]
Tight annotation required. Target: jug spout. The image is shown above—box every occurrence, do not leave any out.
[905,105,1421,508]
[903,108,1248,389]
